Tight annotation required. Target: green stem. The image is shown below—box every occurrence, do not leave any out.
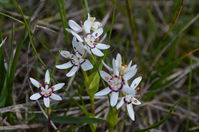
[56,0,69,43]
[84,0,90,14]
[109,125,114,132]
[13,0,47,68]
[107,106,118,132]
[90,95,95,114]
[47,107,52,131]
[125,0,141,58]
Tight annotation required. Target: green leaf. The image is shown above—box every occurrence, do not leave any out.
[85,71,101,96]
[107,107,118,129]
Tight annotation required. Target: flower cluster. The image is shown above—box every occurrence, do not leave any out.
[56,14,110,77]
[95,53,142,121]
[65,14,110,57]
[29,14,142,121]
[30,14,110,107]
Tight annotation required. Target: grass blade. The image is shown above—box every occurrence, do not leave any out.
[56,0,69,42]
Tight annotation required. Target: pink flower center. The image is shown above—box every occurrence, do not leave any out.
[108,75,124,92]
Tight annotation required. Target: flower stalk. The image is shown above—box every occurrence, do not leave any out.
[107,106,118,132]
[27,11,143,131]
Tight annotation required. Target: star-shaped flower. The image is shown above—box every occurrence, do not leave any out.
[83,28,110,56]
[30,70,64,107]
[56,38,93,77]
[116,94,141,121]
[102,53,137,83]
[95,70,137,106]
[116,76,142,121]
[65,14,110,57]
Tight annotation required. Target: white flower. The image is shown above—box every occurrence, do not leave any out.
[95,54,141,107]
[116,77,142,121]
[95,71,137,107]
[102,53,137,83]
[65,14,110,57]
[83,28,110,57]
[85,14,102,31]
[0,37,7,47]
[66,14,102,38]
[56,39,93,77]
[116,95,141,121]
[66,20,83,42]
[29,70,64,107]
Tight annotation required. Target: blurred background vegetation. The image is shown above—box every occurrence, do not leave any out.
[0,0,199,131]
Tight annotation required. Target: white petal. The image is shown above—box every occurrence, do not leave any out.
[116,97,124,109]
[100,71,111,82]
[128,60,133,69]
[112,59,119,76]
[60,50,72,58]
[84,45,91,54]
[114,58,119,72]
[30,78,41,88]
[72,37,85,55]
[122,85,136,95]
[93,21,102,29]
[95,87,111,96]
[30,93,41,100]
[96,43,110,50]
[56,62,73,69]
[110,92,119,107]
[68,20,82,32]
[116,53,122,68]
[127,104,135,121]
[130,64,137,70]
[50,93,62,101]
[66,66,79,77]
[130,76,142,89]
[83,19,91,34]
[132,97,141,105]
[92,28,103,38]
[81,59,93,71]
[43,97,50,107]
[51,83,65,91]
[45,70,50,85]
[87,13,91,19]
[91,48,104,57]
[65,28,83,42]
[102,60,113,72]
[123,66,137,81]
